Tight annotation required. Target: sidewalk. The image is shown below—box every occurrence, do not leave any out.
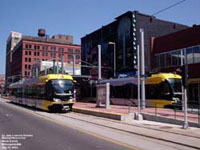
[73,102,200,128]
[73,102,200,149]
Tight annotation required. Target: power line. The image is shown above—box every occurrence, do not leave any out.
[152,0,186,16]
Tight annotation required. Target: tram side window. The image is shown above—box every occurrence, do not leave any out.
[110,84,137,99]
[146,81,171,100]
[45,81,53,100]
[146,84,158,99]
[36,85,45,99]
[16,88,23,97]
[12,88,18,97]
[158,81,171,100]
[25,86,36,98]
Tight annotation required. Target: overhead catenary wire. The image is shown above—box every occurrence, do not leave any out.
[152,0,186,16]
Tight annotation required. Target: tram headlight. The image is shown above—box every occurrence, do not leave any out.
[53,98,61,102]
[172,97,180,103]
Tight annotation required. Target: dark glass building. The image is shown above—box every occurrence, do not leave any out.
[81,11,188,79]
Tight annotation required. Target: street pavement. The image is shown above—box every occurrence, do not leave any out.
[0,99,135,150]
[0,98,200,150]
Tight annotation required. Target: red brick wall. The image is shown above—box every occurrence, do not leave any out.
[12,40,81,78]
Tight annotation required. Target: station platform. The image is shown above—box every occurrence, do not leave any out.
[73,102,200,128]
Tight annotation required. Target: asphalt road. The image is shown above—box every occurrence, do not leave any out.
[0,100,135,150]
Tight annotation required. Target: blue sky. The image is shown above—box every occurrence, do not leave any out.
[0,0,199,74]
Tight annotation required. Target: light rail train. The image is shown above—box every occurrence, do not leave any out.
[100,73,182,108]
[9,74,76,112]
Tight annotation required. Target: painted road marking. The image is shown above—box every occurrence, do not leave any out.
[0,100,142,150]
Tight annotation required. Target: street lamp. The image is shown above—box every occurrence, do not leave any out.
[108,42,116,78]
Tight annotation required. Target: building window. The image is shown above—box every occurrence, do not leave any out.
[68,48,73,53]
[68,55,73,59]
[34,45,40,50]
[58,48,64,52]
[29,51,31,55]
[34,51,37,56]
[25,44,32,49]
[76,55,80,59]
[154,55,159,68]
[160,54,165,68]
[50,52,56,58]
[25,51,28,55]
[186,48,194,64]
[75,49,80,54]
[28,65,31,69]
[59,53,64,58]
[37,52,40,56]
[51,46,56,51]
[25,64,27,69]
[193,46,200,63]
[42,45,48,50]
[166,53,172,67]
[171,50,181,66]
[155,45,200,69]
[29,58,31,62]
[25,58,28,62]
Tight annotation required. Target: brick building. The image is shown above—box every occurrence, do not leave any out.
[5,30,81,92]
[81,11,188,79]
[152,25,200,105]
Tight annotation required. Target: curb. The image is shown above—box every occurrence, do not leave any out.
[73,107,128,120]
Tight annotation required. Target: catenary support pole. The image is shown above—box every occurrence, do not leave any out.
[136,44,143,121]
[140,28,145,109]
[98,45,102,81]
[137,44,141,114]
[183,48,189,129]
[181,50,184,111]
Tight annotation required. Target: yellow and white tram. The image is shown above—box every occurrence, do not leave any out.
[101,73,182,108]
[9,74,76,112]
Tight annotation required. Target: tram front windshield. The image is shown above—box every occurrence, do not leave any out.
[168,78,182,94]
[51,79,74,97]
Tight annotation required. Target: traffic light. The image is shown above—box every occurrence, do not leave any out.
[181,65,188,88]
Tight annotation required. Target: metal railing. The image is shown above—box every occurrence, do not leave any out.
[154,102,200,127]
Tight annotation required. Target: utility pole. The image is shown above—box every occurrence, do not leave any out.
[140,28,146,109]
[137,44,143,120]
[181,50,184,111]
[98,45,102,81]
[182,49,189,129]
[137,44,141,114]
